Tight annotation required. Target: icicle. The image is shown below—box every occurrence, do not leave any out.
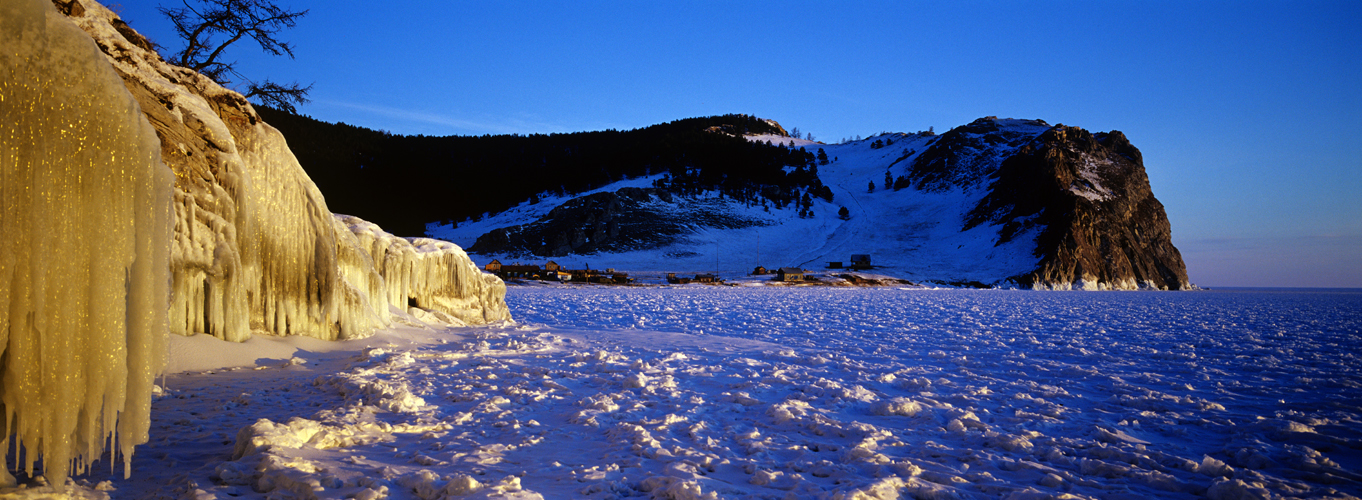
[0,0,172,485]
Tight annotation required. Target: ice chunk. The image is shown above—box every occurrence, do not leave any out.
[872,397,925,417]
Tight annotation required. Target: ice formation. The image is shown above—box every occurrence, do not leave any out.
[0,0,506,488]
[0,0,173,484]
[341,216,509,326]
[96,286,1362,498]
[51,0,509,343]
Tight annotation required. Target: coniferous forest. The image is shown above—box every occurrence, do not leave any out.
[258,108,832,237]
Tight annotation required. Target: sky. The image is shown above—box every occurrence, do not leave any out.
[112,1,1361,288]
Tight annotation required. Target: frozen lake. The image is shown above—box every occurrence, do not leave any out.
[506,287,1362,496]
[104,287,1361,499]
[512,286,1362,423]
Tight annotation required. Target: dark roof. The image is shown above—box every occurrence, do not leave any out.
[779,267,804,274]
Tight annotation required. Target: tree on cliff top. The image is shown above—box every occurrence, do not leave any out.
[160,0,312,112]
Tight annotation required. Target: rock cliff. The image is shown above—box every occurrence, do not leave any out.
[965,125,1189,289]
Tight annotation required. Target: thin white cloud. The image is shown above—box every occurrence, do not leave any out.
[1180,233,1362,252]
[314,100,571,136]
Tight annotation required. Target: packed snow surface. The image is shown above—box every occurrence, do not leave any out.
[39,287,1360,499]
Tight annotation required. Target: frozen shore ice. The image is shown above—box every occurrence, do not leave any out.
[53,287,1361,499]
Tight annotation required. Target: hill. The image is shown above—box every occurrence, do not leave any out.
[258,108,823,237]
[265,108,1189,289]
[431,118,1189,289]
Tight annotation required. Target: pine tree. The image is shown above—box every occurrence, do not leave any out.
[868,181,875,193]
[838,206,850,220]
[817,148,829,166]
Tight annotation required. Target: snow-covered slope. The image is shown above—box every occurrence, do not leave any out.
[446,117,1189,289]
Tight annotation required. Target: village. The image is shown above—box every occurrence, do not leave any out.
[482,254,917,287]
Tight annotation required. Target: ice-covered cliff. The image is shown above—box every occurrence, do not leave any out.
[0,0,506,485]
[1,0,172,484]
[53,0,509,342]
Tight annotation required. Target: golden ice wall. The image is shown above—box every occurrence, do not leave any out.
[56,0,509,343]
[341,215,510,326]
[0,0,172,484]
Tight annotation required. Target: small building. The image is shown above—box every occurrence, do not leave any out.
[499,264,541,278]
[484,259,502,272]
[554,271,573,281]
[545,261,561,272]
[827,261,843,269]
[777,267,804,282]
[850,254,871,269]
[752,266,769,275]
[693,273,720,283]
[666,273,692,284]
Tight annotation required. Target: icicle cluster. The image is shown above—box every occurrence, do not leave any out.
[341,215,510,326]
[51,0,510,343]
[0,0,172,485]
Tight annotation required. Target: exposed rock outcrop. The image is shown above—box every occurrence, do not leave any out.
[965,125,1189,289]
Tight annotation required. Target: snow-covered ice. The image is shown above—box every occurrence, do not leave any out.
[48,287,1362,499]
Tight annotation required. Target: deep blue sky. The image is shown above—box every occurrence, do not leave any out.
[115,1,1361,287]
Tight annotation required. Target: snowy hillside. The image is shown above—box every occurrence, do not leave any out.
[428,122,1037,285]
[441,117,1189,290]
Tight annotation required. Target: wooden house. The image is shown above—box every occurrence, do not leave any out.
[777,267,804,282]
[827,261,843,269]
[484,259,502,272]
[850,254,871,269]
[752,266,769,275]
[499,264,541,278]
[693,274,720,283]
[544,261,561,272]
[666,273,692,284]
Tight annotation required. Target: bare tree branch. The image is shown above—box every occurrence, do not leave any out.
[159,0,311,111]
[245,80,312,114]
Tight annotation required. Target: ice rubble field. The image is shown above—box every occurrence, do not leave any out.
[99,287,1360,499]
